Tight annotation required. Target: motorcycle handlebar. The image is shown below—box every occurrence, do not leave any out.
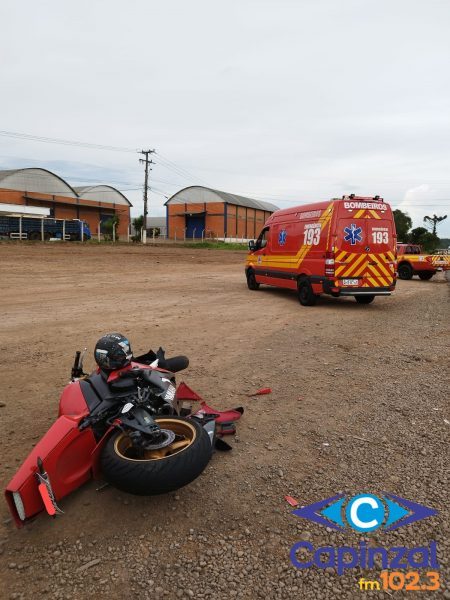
[161,356,189,373]
[118,368,165,388]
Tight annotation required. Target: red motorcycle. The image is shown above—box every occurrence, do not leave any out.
[5,342,243,528]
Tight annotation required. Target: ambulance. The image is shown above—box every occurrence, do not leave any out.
[245,195,397,306]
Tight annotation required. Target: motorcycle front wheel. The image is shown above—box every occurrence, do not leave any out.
[100,416,212,495]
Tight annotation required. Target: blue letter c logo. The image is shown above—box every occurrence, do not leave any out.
[346,494,385,532]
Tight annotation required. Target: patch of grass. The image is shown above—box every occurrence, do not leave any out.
[182,241,248,250]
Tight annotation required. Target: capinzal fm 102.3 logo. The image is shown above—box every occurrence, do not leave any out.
[293,492,437,532]
[289,492,439,577]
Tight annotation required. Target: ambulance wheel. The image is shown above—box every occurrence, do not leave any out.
[247,270,260,290]
[398,263,413,280]
[355,295,375,304]
[418,271,434,280]
[298,279,317,306]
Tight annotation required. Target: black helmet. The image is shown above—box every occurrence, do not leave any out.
[94,333,133,371]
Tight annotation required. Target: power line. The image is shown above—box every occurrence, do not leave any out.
[0,130,209,188]
[0,130,137,153]
[155,151,209,186]
[2,130,450,210]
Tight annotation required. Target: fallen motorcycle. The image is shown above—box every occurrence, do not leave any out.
[5,343,243,528]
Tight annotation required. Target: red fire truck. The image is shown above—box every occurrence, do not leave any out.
[246,195,397,306]
[396,244,450,280]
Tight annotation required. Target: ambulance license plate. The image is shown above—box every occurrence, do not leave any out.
[342,278,358,286]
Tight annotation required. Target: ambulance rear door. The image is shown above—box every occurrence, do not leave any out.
[334,218,395,288]
[366,220,396,286]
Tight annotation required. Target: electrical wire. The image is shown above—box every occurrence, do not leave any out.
[0,130,137,153]
[0,129,209,189]
[1,130,449,210]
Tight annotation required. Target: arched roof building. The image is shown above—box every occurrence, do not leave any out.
[0,167,131,237]
[165,186,278,240]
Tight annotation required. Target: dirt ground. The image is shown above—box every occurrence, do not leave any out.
[0,242,449,600]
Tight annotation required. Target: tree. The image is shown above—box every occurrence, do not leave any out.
[393,209,412,242]
[408,227,439,252]
[103,214,119,241]
[423,214,447,236]
[132,215,144,242]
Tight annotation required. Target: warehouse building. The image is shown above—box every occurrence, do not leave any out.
[145,216,168,238]
[165,186,278,240]
[0,168,131,237]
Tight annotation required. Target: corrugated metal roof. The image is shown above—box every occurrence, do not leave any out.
[0,168,132,206]
[74,185,132,207]
[0,168,78,197]
[165,186,278,212]
[0,169,23,181]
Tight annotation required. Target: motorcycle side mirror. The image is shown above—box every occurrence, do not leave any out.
[248,240,256,252]
[71,347,87,380]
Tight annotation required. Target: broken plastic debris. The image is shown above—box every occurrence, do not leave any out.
[248,387,272,396]
[285,495,299,507]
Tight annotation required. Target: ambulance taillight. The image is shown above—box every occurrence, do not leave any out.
[325,251,335,277]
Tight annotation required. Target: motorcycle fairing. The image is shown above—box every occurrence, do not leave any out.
[58,379,92,416]
[176,382,204,402]
[177,383,244,435]
[5,415,96,527]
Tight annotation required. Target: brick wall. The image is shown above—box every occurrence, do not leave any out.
[0,188,130,238]
[167,201,274,240]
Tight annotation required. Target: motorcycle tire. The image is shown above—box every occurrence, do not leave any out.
[100,416,212,495]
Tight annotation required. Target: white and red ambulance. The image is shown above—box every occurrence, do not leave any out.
[246,195,397,306]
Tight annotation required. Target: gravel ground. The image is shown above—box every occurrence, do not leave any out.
[0,244,448,599]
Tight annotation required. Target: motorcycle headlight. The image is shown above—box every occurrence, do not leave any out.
[12,491,26,521]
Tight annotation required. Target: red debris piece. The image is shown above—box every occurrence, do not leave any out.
[38,483,56,516]
[248,387,272,396]
[285,495,299,507]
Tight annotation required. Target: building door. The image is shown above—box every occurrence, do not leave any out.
[186,214,205,238]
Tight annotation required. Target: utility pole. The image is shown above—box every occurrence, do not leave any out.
[139,149,155,243]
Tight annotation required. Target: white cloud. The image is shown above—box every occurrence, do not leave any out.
[398,185,449,235]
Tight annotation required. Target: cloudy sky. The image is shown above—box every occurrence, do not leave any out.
[1,0,449,236]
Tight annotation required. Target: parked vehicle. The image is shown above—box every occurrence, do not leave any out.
[246,195,397,305]
[0,215,91,240]
[5,342,242,527]
[397,244,450,280]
